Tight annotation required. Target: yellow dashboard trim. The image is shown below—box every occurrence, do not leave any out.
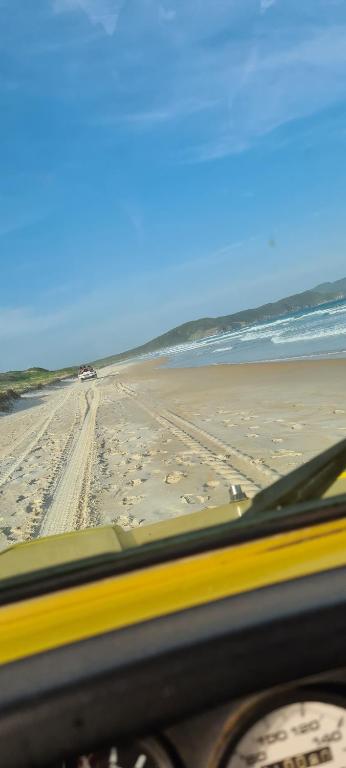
[0,516,345,666]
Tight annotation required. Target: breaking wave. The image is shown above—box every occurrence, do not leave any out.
[139,297,346,367]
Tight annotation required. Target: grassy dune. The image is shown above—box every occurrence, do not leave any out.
[0,367,77,410]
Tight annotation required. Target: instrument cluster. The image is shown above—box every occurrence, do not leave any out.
[61,689,346,768]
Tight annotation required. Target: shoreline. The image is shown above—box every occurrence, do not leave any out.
[160,350,346,370]
[92,293,346,371]
[104,347,346,375]
[137,354,346,374]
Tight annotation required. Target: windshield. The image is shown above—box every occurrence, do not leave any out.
[1,0,346,562]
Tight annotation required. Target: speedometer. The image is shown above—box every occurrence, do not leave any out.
[64,736,177,767]
[220,697,346,768]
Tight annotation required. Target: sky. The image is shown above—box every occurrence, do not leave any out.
[1,0,346,370]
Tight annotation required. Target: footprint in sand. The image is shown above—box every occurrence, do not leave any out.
[121,495,145,506]
[11,527,24,540]
[181,494,209,504]
[114,513,143,529]
[271,450,302,459]
[165,471,184,484]
[128,478,146,487]
[204,479,220,489]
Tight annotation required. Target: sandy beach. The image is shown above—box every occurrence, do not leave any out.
[0,357,345,550]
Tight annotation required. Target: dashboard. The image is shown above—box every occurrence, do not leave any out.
[0,500,345,768]
[60,676,346,768]
[0,560,343,768]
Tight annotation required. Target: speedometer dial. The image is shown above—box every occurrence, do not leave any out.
[64,736,177,768]
[222,699,346,768]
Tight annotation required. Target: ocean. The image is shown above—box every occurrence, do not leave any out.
[137,297,346,368]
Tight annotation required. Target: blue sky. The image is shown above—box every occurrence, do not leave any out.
[1,0,346,369]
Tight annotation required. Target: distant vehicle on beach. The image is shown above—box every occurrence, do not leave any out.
[78,365,97,381]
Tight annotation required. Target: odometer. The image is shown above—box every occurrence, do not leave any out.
[222,700,346,768]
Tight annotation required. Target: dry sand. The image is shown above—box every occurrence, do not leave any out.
[0,358,345,550]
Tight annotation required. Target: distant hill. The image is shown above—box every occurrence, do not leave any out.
[313,277,346,294]
[94,276,346,367]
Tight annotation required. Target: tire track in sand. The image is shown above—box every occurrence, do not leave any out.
[21,396,84,541]
[0,389,75,490]
[40,385,100,536]
[162,409,280,484]
[116,382,279,498]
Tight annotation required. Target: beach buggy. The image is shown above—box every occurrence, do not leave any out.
[78,364,97,381]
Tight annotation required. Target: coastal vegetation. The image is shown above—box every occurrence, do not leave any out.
[0,367,76,410]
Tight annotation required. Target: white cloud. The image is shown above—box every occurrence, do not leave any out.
[158,5,176,23]
[50,0,346,162]
[53,0,125,35]
[260,0,277,14]
[0,305,74,340]
[93,98,219,128]
[182,23,346,161]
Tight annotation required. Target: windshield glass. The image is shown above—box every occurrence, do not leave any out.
[1,0,346,560]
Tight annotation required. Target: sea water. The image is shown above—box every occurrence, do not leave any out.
[138,297,346,368]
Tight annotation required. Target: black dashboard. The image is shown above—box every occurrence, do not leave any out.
[60,673,346,767]
[0,563,345,768]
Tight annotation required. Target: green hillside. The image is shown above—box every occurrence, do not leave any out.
[94,277,346,367]
[1,276,345,409]
[313,277,346,294]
